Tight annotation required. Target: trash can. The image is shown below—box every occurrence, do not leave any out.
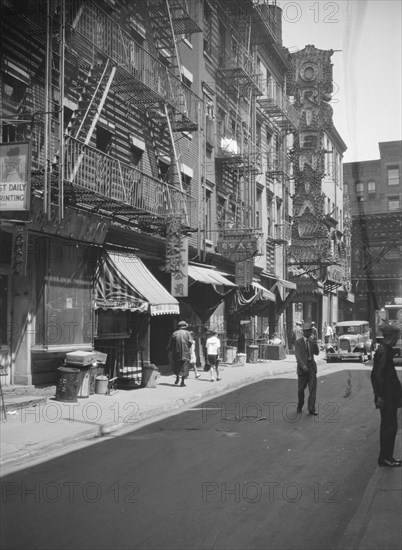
[237,353,246,365]
[225,346,237,364]
[141,365,159,388]
[246,345,259,363]
[95,375,109,395]
[55,366,80,402]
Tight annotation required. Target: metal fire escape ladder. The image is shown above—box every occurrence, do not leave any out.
[67,59,116,182]
[67,58,116,144]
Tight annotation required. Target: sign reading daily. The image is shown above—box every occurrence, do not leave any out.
[0,142,31,211]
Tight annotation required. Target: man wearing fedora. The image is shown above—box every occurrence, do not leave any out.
[371,324,402,467]
[168,320,192,387]
[294,322,320,415]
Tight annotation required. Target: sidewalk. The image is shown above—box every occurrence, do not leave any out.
[1,353,401,550]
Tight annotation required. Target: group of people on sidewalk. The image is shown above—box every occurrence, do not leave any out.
[167,321,222,387]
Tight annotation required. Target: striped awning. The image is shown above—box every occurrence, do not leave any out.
[96,252,180,316]
[251,282,275,302]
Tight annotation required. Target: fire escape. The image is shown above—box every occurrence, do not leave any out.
[5,0,202,231]
[214,1,263,240]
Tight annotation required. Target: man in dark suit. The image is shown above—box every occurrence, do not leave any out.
[294,322,320,415]
[371,324,402,467]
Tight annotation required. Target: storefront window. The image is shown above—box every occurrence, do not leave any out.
[35,239,94,346]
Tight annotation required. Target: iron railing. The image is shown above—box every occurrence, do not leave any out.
[64,136,197,226]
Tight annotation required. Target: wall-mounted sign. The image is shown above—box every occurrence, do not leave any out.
[0,141,31,211]
[327,265,344,284]
[30,197,109,244]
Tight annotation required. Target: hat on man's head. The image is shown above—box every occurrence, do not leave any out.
[296,321,302,326]
[177,320,188,329]
[380,324,400,337]
[302,322,313,331]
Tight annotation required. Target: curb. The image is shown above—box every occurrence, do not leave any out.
[0,426,103,466]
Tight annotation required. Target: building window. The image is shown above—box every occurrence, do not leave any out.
[388,197,400,211]
[387,166,399,186]
[35,239,94,346]
[356,182,364,196]
[367,181,376,194]
[205,189,212,240]
[344,183,348,195]
[96,126,113,154]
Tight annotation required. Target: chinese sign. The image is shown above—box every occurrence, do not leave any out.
[218,230,258,261]
[165,217,182,273]
[0,141,31,211]
[235,259,254,288]
[171,236,188,297]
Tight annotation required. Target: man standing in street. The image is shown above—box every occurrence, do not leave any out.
[371,324,402,467]
[168,320,192,387]
[294,322,320,415]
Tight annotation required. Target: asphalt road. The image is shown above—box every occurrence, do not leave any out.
[1,365,380,550]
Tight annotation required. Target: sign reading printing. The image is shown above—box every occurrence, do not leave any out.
[0,141,31,211]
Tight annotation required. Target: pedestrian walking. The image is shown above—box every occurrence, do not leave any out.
[168,320,192,387]
[294,322,320,415]
[189,331,200,379]
[323,322,333,344]
[310,321,318,341]
[291,321,303,351]
[206,329,221,382]
[370,324,402,467]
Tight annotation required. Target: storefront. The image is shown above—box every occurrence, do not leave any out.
[95,250,180,378]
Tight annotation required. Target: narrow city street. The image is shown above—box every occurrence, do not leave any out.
[1,364,382,550]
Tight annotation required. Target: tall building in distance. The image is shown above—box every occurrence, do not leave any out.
[343,141,402,324]
[286,45,350,330]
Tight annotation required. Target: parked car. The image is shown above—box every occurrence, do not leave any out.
[325,321,373,362]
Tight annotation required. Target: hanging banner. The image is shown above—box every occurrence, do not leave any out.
[0,141,31,211]
[171,236,188,297]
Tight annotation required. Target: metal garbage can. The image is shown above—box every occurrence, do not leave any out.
[141,365,159,388]
[246,345,259,363]
[55,366,80,402]
[95,375,109,395]
[225,346,237,364]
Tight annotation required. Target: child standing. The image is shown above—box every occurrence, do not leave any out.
[206,330,221,382]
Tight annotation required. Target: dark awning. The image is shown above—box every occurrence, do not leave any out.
[96,251,180,316]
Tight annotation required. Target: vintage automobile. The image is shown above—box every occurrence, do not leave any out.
[325,321,373,362]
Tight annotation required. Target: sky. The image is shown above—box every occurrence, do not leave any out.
[279,0,402,162]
